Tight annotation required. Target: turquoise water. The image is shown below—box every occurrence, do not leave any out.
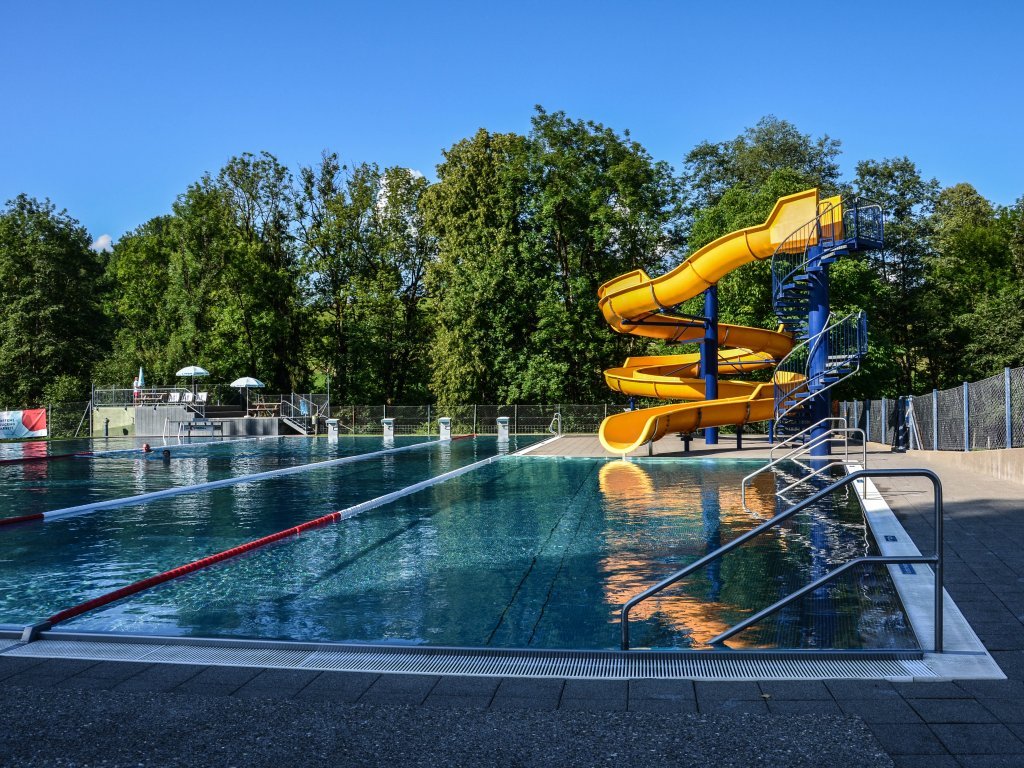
[0,436,432,519]
[0,451,918,651]
[0,436,539,626]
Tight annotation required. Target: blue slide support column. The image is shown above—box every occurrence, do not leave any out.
[701,285,719,445]
[807,247,831,457]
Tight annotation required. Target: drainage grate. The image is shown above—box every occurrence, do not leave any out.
[0,637,936,681]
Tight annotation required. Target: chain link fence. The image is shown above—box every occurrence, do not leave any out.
[839,365,1024,451]
[326,404,629,435]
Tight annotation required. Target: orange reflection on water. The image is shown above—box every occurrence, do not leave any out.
[597,460,777,648]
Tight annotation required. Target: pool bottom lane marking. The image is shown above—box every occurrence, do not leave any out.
[39,435,559,631]
[22,438,441,525]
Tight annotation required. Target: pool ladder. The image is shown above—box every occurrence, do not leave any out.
[620,468,945,653]
[740,418,867,513]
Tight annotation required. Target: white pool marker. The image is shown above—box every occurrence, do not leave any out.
[496,416,510,443]
[438,417,452,441]
[381,417,395,440]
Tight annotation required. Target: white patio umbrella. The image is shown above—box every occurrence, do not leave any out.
[176,365,210,394]
[229,376,264,412]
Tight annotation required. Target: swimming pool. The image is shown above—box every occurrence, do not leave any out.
[0,441,916,651]
[0,435,433,519]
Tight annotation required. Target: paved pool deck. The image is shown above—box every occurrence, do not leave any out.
[3,437,1024,766]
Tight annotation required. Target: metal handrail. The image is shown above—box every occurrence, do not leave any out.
[773,310,865,426]
[769,417,847,460]
[740,427,866,512]
[548,412,562,435]
[621,468,943,652]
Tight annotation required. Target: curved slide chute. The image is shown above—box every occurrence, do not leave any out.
[598,189,825,455]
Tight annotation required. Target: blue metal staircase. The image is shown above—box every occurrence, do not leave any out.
[770,197,882,439]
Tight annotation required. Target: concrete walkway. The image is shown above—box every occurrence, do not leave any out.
[3,441,1024,766]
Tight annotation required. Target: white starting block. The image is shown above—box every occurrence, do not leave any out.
[497,416,510,442]
[326,418,339,442]
[438,416,452,441]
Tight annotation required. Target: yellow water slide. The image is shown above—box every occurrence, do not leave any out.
[598,189,825,455]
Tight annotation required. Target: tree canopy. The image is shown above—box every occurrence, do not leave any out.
[2,109,1020,409]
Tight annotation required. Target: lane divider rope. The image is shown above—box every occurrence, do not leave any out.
[11,439,443,526]
[44,434,559,627]
[0,452,92,466]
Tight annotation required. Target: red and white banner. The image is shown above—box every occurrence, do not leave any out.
[0,409,48,439]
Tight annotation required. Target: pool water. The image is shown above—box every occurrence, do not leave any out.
[0,447,918,651]
[0,436,539,626]
[0,436,433,519]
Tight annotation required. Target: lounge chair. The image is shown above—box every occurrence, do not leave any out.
[167,392,181,404]
[196,392,209,407]
[181,392,194,405]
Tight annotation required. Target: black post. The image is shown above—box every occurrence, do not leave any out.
[683,434,691,453]
[736,426,743,450]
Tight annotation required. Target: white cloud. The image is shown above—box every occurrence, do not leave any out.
[90,234,113,252]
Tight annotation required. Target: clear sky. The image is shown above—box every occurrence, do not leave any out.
[3,1,1022,246]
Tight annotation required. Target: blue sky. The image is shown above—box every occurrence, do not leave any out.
[2,1,1022,246]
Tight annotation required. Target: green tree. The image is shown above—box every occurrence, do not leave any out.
[853,157,939,395]
[93,216,177,386]
[682,116,842,215]
[423,129,537,404]
[424,109,682,404]
[0,195,108,407]
[297,156,435,403]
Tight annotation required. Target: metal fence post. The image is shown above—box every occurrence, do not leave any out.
[963,382,969,452]
[866,400,871,443]
[473,405,477,435]
[427,404,431,435]
[514,404,518,435]
[1006,368,1013,449]
[932,390,938,451]
[881,397,887,444]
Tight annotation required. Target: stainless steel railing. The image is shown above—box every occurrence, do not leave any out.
[621,468,944,652]
[741,424,867,512]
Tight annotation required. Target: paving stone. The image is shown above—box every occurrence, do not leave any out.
[292,672,378,703]
[827,680,901,700]
[955,756,1024,768]
[930,723,1024,755]
[865,723,949,755]
[694,680,764,700]
[840,698,923,724]
[757,680,833,700]
[892,681,971,699]
[494,677,564,700]
[430,676,501,698]
[627,697,698,713]
[488,696,561,711]
[175,665,261,687]
[234,669,320,694]
[421,694,492,709]
[0,657,46,681]
[768,699,843,716]
[979,697,1024,723]
[110,664,205,693]
[909,698,999,724]
[358,674,439,705]
[697,699,770,714]
[891,756,959,768]
[561,680,627,709]
[73,661,153,682]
